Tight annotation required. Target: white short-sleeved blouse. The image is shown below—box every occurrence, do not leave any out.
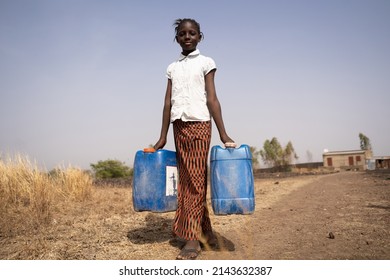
[166,49,216,122]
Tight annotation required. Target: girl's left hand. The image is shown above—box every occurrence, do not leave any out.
[153,138,167,150]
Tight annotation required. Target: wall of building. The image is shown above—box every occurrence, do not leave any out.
[323,151,368,171]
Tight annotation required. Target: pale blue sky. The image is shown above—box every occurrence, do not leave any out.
[1,0,389,170]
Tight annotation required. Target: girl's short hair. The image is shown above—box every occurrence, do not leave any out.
[173,18,204,41]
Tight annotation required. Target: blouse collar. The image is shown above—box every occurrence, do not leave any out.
[178,49,200,61]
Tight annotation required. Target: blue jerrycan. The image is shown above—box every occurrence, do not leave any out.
[132,148,178,212]
[210,144,255,215]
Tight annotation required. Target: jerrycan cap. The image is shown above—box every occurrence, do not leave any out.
[143,147,156,153]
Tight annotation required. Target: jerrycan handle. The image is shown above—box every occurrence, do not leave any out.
[224,142,237,151]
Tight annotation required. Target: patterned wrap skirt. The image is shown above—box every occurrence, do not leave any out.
[172,119,213,241]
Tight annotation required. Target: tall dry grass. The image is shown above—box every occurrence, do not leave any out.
[0,154,93,236]
[49,166,93,201]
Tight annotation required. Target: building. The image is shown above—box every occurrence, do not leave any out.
[322,149,373,171]
[373,156,390,169]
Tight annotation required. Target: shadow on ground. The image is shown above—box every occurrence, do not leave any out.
[127,213,236,252]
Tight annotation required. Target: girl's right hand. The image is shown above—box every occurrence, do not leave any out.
[221,134,235,145]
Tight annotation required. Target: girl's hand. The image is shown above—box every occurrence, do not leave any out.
[153,138,167,150]
[221,135,235,145]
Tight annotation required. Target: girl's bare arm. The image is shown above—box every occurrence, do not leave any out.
[154,79,172,150]
[205,70,234,144]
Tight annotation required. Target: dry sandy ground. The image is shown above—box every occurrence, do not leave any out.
[1,170,389,260]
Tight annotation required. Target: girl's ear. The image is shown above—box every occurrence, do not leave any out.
[199,32,204,41]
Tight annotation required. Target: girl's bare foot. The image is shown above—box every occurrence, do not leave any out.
[201,231,219,249]
[176,240,201,260]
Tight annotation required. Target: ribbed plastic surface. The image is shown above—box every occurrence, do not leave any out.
[210,144,255,215]
[132,149,178,212]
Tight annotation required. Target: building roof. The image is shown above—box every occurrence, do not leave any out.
[322,150,367,156]
[372,156,390,160]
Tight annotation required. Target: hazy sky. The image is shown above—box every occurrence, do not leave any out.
[1,0,389,170]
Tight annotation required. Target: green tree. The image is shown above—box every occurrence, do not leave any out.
[90,159,132,179]
[250,146,260,168]
[260,137,283,168]
[283,141,298,166]
[359,133,372,151]
[259,137,298,170]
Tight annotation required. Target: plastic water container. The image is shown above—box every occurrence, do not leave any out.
[132,149,178,212]
[210,144,255,215]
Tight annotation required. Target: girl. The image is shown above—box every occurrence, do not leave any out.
[154,18,235,260]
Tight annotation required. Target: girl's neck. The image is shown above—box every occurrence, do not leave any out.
[181,48,196,56]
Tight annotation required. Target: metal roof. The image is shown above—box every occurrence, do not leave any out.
[372,156,390,160]
[322,150,366,156]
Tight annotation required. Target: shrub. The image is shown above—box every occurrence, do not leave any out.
[90,159,132,179]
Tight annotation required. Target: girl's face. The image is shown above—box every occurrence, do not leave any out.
[176,21,201,55]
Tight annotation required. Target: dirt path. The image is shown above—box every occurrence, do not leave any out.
[1,171,389,260]
[202,171,389,260]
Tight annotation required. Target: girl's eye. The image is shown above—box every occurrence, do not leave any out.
[178,31,198,37]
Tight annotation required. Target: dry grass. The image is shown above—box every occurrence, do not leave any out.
[0,153,93,237]
[49,166,93,201]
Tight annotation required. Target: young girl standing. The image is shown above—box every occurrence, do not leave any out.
[154,18,235,260]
